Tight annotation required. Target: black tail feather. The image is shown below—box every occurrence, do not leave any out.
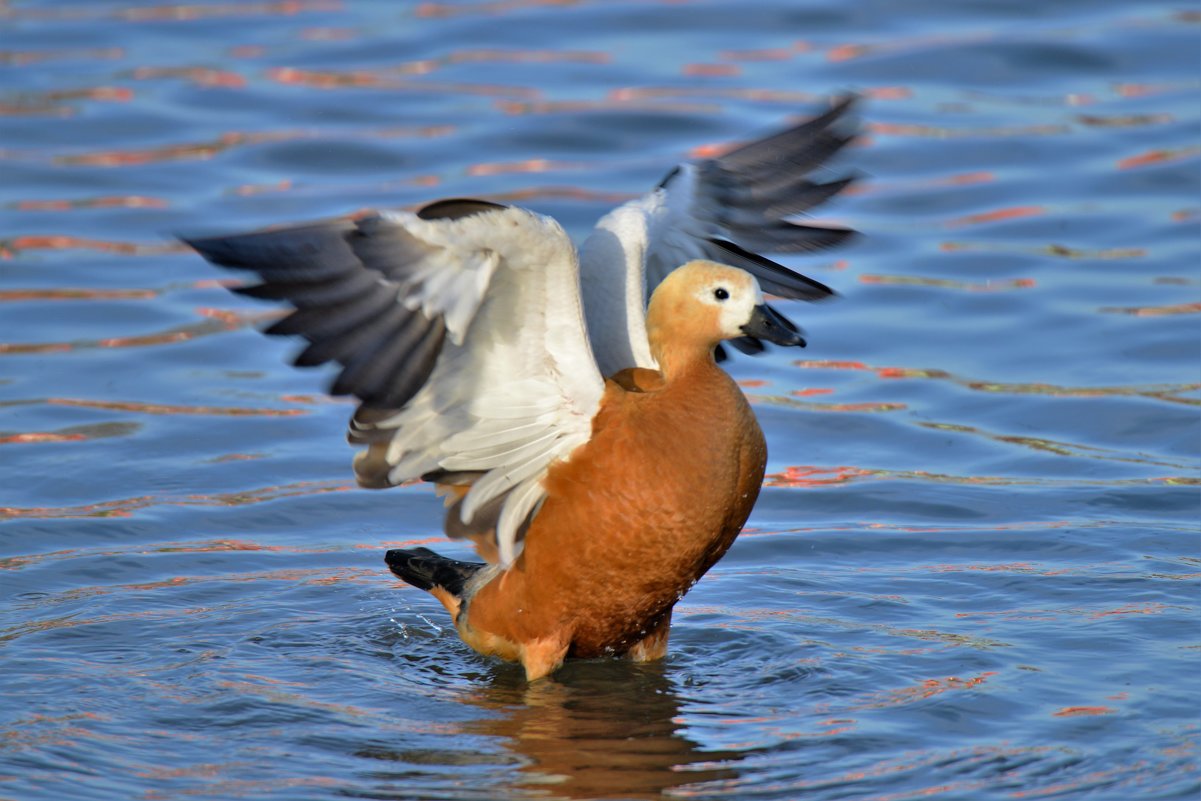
[385,547,485,597]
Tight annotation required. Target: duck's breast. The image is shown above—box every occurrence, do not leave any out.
[504,366,767,653]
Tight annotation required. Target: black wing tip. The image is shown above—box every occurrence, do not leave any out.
[385,547,486,596]
[707,238,840,301]
[177,231,244,268]
[416,198,508,221]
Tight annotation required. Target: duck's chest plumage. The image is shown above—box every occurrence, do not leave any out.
[464,362,767,657]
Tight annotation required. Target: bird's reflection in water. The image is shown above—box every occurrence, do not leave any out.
[463,659,742,800]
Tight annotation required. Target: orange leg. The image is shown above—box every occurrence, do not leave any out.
[520,635,571,681]
[627,609,672,663]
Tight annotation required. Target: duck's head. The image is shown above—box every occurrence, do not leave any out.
[646,260,805,375]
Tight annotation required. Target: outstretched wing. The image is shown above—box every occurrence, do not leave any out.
[579,94,859,376]
[183,202,605,565]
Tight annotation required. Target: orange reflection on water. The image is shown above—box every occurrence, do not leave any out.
[455,667,742,800]
[128,66,247,88]
[850,672,996,711]
[752,393,907,413]
[1077,111,1174,129]
[871,120,1068,138]
[478,185,637,206]
[795,358,1201,406]
[1117,144,1201,170]
[612,85,819,107]
[766,465,875,487]
[55,124,452,168]
[0,288,157,302]
[1100,301,1201,317]
[681,63,742,77]
[116,0,342,22]
[1,46,123,65]
[416,0,580,18]
[720,43,809,62]
[859,274,1036,292]
[0,319,244,354]
[940,241,1146,260]
[0,431,87,445]
[498,98,719,115]
[13,195,168,211]
[449,47,610,65]
[298,26,358,40]
[845,170,994,199]
[466,157,589,176]
[45,398,308,417]
[945,205,1046,227]
[0,479,351,520]
[267,66,540,98]
[0,234,179,257]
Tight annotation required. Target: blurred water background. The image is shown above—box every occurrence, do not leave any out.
[1,1,1198,799]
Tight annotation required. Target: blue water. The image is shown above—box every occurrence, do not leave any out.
[1,1,1198,799]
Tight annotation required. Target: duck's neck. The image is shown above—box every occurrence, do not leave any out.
[648,337,719,384]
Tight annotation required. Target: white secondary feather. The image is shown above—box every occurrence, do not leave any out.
[577,163,746,376]
[351,207,605,563]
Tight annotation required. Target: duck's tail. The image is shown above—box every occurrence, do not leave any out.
[385,547,486,610]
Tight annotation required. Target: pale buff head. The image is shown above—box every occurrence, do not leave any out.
[645,260,804,375]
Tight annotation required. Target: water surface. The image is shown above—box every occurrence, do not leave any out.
[1,1,1198,799]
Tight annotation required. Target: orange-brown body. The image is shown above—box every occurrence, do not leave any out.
[450,274,770,678]
[390,261,794,680]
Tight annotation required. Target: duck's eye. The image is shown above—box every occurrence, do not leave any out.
[713,287,729,301]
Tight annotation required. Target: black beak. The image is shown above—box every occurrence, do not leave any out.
[739,303,806,347]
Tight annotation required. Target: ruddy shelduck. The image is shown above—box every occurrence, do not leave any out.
[184,96,859,680]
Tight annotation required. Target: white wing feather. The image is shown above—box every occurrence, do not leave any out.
[186,204,604,566]
[578,96,857,376]
[351,207,604,564]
